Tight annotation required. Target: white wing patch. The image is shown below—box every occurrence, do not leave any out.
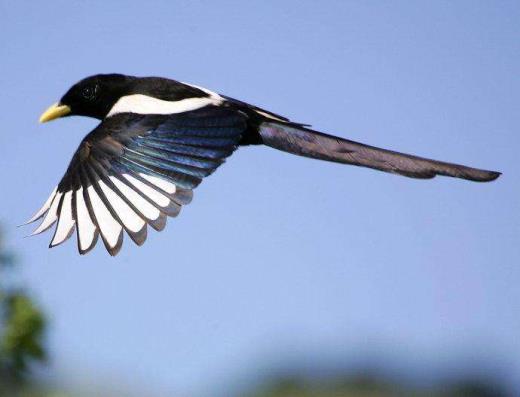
[25,175,187,253]
[98,179,145,233]
[31,192,63,235]
[109,176,161,221]
[86,185,122,249]
[122,174,170,208]
[139,173,176,194]
[50,191,75,247]
[23,187,57,225]
[106,94,223,118]
[75,187,97,252]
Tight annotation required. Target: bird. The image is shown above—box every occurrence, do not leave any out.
[23,74,500,256]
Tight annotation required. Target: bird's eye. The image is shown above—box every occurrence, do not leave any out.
[82,85,98,100]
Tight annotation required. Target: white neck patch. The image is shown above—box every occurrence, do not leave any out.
[107,92,223,118]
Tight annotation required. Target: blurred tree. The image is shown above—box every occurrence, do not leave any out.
[0,228,47,391]
[241,374,508,397]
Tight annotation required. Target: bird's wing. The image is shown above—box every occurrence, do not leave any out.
[24,106,248,255]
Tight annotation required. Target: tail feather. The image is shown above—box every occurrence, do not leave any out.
[258,122,500,182]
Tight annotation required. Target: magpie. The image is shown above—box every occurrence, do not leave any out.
[24,74,500,255]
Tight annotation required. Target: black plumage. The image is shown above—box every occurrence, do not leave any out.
[25,74,500,255]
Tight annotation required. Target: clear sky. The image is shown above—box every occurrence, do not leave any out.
[1,1,519,395]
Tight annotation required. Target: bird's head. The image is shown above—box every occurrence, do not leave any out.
[39,74,135,122]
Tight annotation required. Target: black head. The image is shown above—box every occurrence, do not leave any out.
[40,74,136,122]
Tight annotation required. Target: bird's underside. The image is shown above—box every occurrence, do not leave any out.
[24,74,500,255]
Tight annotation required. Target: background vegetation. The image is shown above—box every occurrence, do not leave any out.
[0,228,509,397]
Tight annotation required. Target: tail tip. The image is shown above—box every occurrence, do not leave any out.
[474,170,501,182]
[485,170,501,182]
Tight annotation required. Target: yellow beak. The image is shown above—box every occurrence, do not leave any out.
[39,103,71,123]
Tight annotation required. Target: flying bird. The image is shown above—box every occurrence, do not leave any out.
[24,74,500,255]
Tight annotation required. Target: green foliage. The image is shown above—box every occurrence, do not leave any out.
[0,292,46,378]
[242,375,507,397]
[0,229,47,385]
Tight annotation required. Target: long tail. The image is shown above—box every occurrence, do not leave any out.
[258,122,500,182]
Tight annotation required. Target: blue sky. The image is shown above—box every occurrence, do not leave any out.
[1,1,519,395]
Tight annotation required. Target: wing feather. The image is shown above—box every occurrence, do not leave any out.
[81,164,124,256]
[30,192,63,235]
[22,187,58,225]
[50,190,76,247]
[87,160,147,247]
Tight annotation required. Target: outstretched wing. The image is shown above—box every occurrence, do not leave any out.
[24,106,248,255]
